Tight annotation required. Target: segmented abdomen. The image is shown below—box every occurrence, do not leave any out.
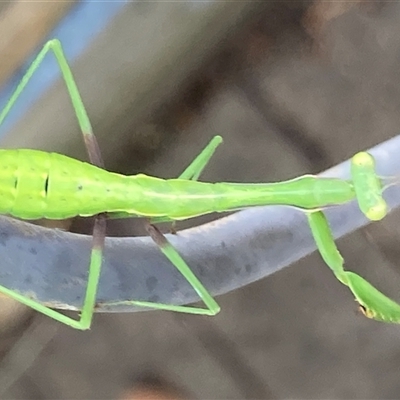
[0,149,128,219]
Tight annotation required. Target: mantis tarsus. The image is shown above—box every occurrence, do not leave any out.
[0,39,399,330]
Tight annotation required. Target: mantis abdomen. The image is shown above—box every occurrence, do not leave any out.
[0,149,125,219]
[0,149,356,220]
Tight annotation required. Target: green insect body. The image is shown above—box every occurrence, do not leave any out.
[0,149,358,221]
[0,38,399,330]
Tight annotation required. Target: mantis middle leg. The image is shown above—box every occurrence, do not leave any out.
[105,136,224,315]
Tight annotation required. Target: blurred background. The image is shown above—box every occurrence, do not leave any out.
[1,1,400,398]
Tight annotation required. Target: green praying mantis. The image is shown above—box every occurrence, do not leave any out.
[0,38,399,330]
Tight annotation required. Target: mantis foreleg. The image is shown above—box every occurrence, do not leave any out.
[307,211,400,322]
[307,152,400,322]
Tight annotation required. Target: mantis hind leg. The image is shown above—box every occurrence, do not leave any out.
[51,39,109,328]
[0,39,106,329]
